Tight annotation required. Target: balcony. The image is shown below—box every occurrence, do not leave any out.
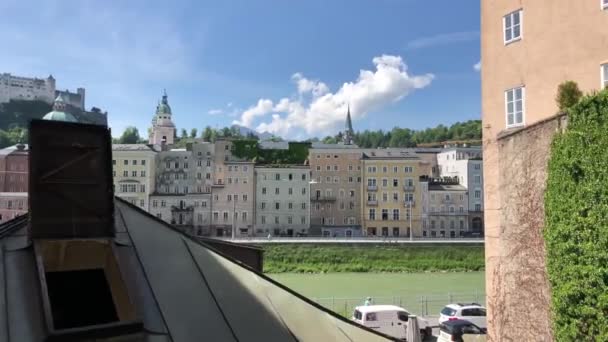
[171,205,194,212]
[311,195,337,202]
[367,185,378,191]
[212,180,225,187]
[403,200,416,208]
[403,184,415,192]
[367,200,378,206]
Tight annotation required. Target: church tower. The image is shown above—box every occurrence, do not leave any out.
[343,104,354,145]
[150,90,176,146]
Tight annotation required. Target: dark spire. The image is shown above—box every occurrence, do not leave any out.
[162,89,168,104]
[343,104,354,145]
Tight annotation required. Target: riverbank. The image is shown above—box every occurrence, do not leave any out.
[262,244,484,273]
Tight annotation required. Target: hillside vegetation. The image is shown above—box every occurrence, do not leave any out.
[262,244,485,273]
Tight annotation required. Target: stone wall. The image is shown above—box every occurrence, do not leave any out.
[485,113,567,341]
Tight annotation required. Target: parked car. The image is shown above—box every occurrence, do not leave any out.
[437,319,486,342]
[438,303,486,328]
[352,305,432,340]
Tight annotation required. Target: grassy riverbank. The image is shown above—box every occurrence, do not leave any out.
[262,244,484,273]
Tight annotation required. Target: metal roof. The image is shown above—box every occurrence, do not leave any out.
[0,199,395,342]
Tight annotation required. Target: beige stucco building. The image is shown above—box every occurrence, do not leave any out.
[309,147,363,237]
[112,144,157,211]
[422,180,469,238]
[254,165,310,236]
[482,1,608,340]
[360,151,429,237]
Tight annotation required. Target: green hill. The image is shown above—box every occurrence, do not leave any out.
[0,100,52,148]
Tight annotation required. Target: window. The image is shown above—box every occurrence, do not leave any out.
[382,179,388,187]
[141,171,146,177]
[393,166,398,173]
[503,10,522,44]
[348,165,353,171]
[131,171,137,177]
[334,165,338,171]
[302,188,307,195]
[369,209,376,220]
[349,190,355,197]
[348,176,353,183]
[123,171,128,177]
[604,0,608,10]
[475,190,481,199]
[275,202,280,210]
[288,202,293,210]
[302,173,306,181]
[275,188,280,195]
[326,165,331,171]
[474,164,481,170]
[288,188,293,195]
[301,216,306,224]
[112,171,116,177]
[381,209,389,221]
[334,176,339,183]
[112,159,116,165]
[474,175,481,184]
[261,202,266,210]
[302,203,306,210]
[475,203,482,211]
[288,216,293,224]
[242,212,247,221]
[124,160,128,165]
[393,179,398,187]
[261,216,266,224]
[227,195,232,201]
[275,173,280,180]
[152,200,158,208]
[274,216,279,224]
[382,166,388,173]
[404,166,413,173]
[262,187,267,195]
[393,192,399,202]
[505,86,525,127]
[602,64,608,88]
[460,220,465,229]
[393,209,400,221]
[460,206,464,213]
[223,212,229,221]
[382,193,388,202]
[243,194,248,202]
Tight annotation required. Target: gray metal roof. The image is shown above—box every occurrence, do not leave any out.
[112,144,156,152]
[0,199,394,342]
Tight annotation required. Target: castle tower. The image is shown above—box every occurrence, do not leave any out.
[149,90,176,146]
[343,104,354,145]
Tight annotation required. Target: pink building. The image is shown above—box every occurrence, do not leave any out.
[0,192,27,223]
[0,144,28,223]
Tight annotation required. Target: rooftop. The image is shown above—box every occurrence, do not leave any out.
[428,184,467,191]
[112,144,156,152]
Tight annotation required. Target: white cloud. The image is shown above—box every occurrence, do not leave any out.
[233,54,434,138]
[208,109,224,115]
[473,61,481,72]
[406,31,479,50]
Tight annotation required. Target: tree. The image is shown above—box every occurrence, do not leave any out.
[190,128,198,139]
[118,126,141,144]
[221,127,232,137]
[556,81,583,111]
[180,128,188,139]
[202,126,214,142]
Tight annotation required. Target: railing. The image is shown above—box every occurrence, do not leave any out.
[312,291,486,318]
[367,185,378,191]
[367,200,378,206]
[403,185,415,192]
[212,181,225,187]
[403,200,416,208]
[310,196,337,202]
[171,205,194,212]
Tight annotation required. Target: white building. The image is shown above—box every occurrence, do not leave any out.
[112,144,158,211]
[436,147,484,233]
[254,166,310,237]
[0,73,56,104]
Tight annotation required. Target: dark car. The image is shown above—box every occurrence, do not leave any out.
[438,319,486,342]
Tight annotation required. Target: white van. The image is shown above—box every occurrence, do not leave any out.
[352,305,432,340]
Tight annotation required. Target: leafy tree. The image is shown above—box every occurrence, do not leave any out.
[545,89,608,341]
[202,126,215,142]
[190,128,198,139]
[180,128,188,139]
[118,126,141,144]
[556,81,583,111]
[221,127,232,138]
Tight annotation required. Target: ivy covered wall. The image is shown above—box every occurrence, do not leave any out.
[545,89,608,341]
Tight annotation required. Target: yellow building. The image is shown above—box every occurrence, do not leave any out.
[360,150,430,237]
[112,144,157,211]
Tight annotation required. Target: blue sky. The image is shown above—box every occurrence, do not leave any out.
[0,0,480,139]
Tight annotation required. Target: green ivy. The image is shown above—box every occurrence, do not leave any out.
[544,89,608,341]
[232,140,311,165]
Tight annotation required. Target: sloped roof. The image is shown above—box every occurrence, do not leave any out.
[0,199,394,342]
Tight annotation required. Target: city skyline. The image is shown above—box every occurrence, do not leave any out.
[0,0,481,139]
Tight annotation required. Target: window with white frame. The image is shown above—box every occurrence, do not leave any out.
[603,0,608,10]
[602,64,608,88]
[503,10,522,44]
[506,86,525,127]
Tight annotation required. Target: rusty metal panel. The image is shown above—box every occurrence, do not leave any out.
[28,120,114,238]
